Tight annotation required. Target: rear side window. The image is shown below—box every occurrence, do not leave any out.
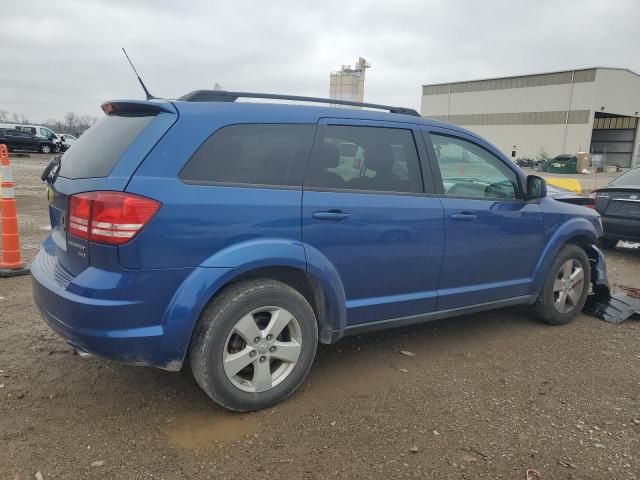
[58,115,153,179]
[179,124,315,187]
[305,125,423,194]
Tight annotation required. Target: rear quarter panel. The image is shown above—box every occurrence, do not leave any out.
[121,102,324,269]
[123,102,349,347]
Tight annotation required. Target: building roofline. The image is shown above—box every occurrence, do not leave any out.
[422,67,640,88]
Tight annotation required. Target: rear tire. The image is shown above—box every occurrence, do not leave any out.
[599,238,618,250]
[534,244,590,325]
[189,279,318,412]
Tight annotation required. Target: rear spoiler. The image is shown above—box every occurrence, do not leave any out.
[101,100,175,116]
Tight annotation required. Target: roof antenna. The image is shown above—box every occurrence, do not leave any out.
[121,48,156,100]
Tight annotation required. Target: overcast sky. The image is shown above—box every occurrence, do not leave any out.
[1,0,639,122]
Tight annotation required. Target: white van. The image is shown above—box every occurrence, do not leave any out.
[0,124,62,153]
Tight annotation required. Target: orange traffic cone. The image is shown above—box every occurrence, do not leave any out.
[0,144,30,277]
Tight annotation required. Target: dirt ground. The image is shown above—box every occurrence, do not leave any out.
[1,154,639,480]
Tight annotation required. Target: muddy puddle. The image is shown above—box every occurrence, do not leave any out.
[165,410,261,449]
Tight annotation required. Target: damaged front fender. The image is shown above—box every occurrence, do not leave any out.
[583,244,640,324]
[586,244,610,297]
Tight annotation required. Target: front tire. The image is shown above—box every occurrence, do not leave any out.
[40,144,52,154]
[189,279,318,412]
[534,244,590,325]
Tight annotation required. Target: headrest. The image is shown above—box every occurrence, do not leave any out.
[317,143,340,169]
[364,144,392,173]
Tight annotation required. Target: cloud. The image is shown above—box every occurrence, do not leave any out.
[1,0,638,121]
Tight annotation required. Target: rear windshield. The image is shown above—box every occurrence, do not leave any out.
[58,115,153,179]
[610,168,640,187]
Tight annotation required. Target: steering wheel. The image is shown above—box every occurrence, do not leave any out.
[485,181,513,198]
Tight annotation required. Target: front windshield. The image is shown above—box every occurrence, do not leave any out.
[41,127,58,139]
[610,168,640,187]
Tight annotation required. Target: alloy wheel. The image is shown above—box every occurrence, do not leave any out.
[223,306,302,393]
[553,259,585,313]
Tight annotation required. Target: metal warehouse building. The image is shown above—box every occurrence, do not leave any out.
[421,67,640,168]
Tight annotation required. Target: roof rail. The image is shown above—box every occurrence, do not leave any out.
[177,90,421,117]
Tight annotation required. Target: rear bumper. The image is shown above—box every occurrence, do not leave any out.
[602,216,640,242]
[31,239,196,370]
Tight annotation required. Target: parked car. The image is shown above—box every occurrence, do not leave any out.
[547,184,595,208]
[0,123,62,152]
[57,133,77,151]
[32,92,605,412]
[591,167,640,248]
[0,128,57,153]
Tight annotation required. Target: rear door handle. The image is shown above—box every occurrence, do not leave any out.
[312,210,351,221]
[448,213,477,221]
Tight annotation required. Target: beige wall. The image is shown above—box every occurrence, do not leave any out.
[449,83,592,115]
[420,68,640,162]
[459,124,591,159]
[594,69,640,167]
[420,79,594,158]
[421,79,595,117]
[594,69,640,117]
[421,93,449,116]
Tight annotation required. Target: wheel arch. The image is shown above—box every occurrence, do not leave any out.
[221,265,343,345]
[566,233,595,251]
[530,217,599,295]
[162,240,347,370]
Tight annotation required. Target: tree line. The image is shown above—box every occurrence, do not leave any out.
[0,110,97,136]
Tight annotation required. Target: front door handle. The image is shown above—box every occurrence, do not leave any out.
[449,212,477,221]
[312,210,351,221]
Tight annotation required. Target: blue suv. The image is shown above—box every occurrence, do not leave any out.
[32,91,604,411]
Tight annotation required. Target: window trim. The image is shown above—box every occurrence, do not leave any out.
[303,186,439,197]
[178,122,317,188]
[179,179,302,191]
[302,122,428,196]
[423,128,526,201]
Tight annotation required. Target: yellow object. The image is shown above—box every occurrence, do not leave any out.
[545,177,583,194]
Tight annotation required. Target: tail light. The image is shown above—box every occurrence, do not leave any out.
[68,192,161,245]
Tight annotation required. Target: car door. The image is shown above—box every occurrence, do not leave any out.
[6,131,28,150]
[15,131,36,150]
[0,130,9,148]
[302,119,445,326]
[421,126,544,310]
[2,130,14,148]
[25,132,40,150]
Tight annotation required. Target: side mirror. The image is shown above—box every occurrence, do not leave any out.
[526,175,547,200]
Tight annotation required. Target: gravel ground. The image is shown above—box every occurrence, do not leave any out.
[1,154,639,479]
